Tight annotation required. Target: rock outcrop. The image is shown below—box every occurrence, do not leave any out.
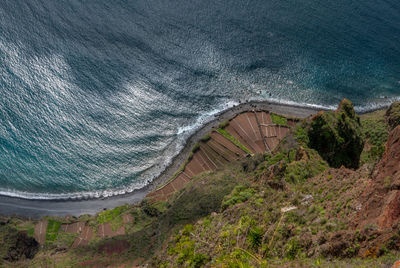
[386,102,400,130]
[355,125,400,229]
[307,99,364,169]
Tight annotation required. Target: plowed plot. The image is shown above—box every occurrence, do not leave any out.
[34,220,48,244]
[235,113,258,141]
[210,132,246,157]
[185,156,205,175]
[246,112,263,141]
[276,126,290,140]
[100,240,130,256]
[61,222,85,234]
[206,139,237,162]
[98,223,125,238]
[261,125,277,138]
[200,143,229,167]
[256,111,272,125]
[192,152,212,173]
[171,175,188,191]
[230,115,264,153]
[287,119,297,127]
[122,214,134,224]
[225,124,257,154]
[197,149,218,169]
[72,225,94,248]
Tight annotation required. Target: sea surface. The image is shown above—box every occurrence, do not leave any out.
[0,0,399,199]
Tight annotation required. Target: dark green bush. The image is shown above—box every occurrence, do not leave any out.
[248,226,263,249]
[307,99,364,169]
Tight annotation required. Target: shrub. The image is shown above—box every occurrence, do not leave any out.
[271,113,288,126]
[222,185,256,210]
[191,254,211,268]
[201,134,211,142]
[141,200,160,217]
[192,143,200,153]
[219,120,230,129]
[294,125,309,144]
[285,238,301,260]
[248,226,263,249]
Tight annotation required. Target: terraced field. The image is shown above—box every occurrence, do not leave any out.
[32,110,296,247]
[34,212,133,247]
[147,110,296,202]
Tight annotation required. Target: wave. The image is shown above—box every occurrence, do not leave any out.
[1,94,396,201]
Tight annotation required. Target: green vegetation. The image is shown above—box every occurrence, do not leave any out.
[191,143,200,153]
[248,226,263,249]
[222,185,256,210]
[45,219,62,242]
[200,134,211,142]
[284,148,328,184]
[166,225,210,267]
[218,120,230,129]
[360,110,389,165]
[307,99,364,169]
[271,113,288,126]
[217,128,252,154]
[96,205,129,231]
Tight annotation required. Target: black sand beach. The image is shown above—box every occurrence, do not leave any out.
[0,101,325,218]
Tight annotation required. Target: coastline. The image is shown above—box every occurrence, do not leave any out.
[0,100,332,218]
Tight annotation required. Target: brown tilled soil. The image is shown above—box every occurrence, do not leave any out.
[72,225,94,248]
[210,132,246,156]
[99,240,131,256]
[97,223,125,238]
[61,221,85,234]
[122,214,133,224]
[34,220,48,244]
[147,110,295,202]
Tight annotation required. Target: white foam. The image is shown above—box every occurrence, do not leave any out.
[177,100,239,135]
[0,95,396,201]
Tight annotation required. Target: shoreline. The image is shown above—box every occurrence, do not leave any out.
[0,99,379,218]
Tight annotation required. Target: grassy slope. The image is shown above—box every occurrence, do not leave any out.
[359,110,389,165]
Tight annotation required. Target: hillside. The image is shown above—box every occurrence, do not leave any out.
[1,100,400,267]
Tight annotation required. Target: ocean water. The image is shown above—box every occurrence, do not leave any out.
[0,0,399,199]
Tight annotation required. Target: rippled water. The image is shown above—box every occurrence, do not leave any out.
[0,0,399,199]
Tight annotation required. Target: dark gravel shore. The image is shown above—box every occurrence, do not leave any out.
[0,100,324,218]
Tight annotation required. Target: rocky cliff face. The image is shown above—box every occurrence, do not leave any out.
[355,125,400,229]
[386,102,400,130]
